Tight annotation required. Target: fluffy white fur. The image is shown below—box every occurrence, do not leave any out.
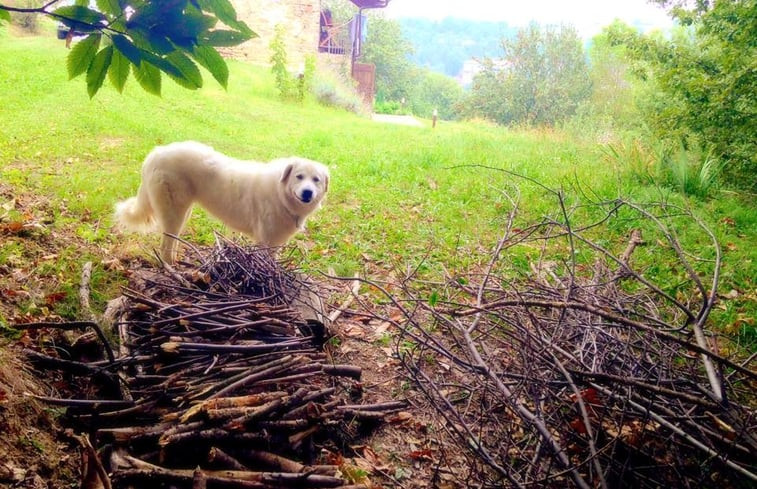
[115,141,329,263]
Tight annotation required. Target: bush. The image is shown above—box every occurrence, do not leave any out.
[374,100,408,115]
[311,65,368,115]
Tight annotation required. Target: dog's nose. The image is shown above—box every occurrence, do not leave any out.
[301,189,313,203]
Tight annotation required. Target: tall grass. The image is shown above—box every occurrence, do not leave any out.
[664,146,721,199]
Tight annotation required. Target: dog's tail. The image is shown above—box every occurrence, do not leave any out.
[114,186,156,233]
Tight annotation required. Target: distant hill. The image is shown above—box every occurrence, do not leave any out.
[397,17,517,78]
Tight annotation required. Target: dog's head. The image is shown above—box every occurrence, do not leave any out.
[280,157,330,208]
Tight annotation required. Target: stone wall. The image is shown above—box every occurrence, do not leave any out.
[225,0,322,69]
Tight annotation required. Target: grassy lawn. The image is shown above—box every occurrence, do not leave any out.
[0,30,755,349]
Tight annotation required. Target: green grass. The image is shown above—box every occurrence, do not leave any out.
[0,31,755,347]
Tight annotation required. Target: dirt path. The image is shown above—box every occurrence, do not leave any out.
[371,114,425,127]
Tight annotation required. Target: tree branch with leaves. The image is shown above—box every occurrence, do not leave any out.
[0,0,256,97]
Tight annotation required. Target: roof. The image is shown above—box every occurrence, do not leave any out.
[349,0,390,8]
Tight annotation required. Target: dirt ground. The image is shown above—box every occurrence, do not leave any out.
[0,182,467,488]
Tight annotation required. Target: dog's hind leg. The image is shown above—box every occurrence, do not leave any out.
[155,203,192,265]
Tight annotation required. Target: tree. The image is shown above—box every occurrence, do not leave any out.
[607,0,757,190]
[460,23,591,126]
[0,0,255,98]
[409,69,463,119]
[584,21,643,128]
[360,14,416,104]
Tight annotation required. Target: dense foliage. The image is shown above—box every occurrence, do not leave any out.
[459,23,591,126]
[607,0,757,191]
[0,0,255,97]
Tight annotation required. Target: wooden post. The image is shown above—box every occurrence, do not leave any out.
[432,108,438,128]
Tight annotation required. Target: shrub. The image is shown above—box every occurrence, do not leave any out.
[311,65,368,115]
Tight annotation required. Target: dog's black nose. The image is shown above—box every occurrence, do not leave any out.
[301,189,313,203]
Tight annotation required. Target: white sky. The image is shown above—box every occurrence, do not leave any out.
[383,0,673,38]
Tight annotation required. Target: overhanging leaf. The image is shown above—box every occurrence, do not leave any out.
[139,50,183,79]
[165,51,203,89]
[133,61,161,96]
[95,0,121,16]
[163,6,217,47]
[112,35,141,67]
[130,28,175,55]
[191,45,228,88]
[67,34,101,80]
[53,5,106,30]
[0,9,11,22]
[196,0,255,37]
[87,45,113,98]
[196,0,237,26]
[108,48,130,93]
[200,29,253,47]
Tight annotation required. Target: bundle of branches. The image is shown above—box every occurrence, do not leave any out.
[21,238,404,489]
[368,185,756,488]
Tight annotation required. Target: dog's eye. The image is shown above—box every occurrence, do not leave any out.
[296,174,304,180]
[313,177,320,183]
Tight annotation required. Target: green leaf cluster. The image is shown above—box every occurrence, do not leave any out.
[607,0,757,191]
[54,0,256,97]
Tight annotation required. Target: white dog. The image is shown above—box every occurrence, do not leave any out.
[114,141,329,263]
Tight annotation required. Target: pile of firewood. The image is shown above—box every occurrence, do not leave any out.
[22,239,404,488]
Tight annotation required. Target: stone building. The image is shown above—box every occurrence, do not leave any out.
[225,0,322,69]
[225,0,390,102]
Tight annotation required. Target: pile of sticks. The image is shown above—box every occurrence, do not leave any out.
[364,188,757,488]
[23,238,404,489]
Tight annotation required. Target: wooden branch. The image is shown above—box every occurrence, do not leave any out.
[26,393,134,411]
[327,273,361,323]
[208,447,248,470]
[78,434,112,489]
[112,452,347,487]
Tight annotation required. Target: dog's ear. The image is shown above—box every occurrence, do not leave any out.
[323,171,329,192]
[281,160,294,183]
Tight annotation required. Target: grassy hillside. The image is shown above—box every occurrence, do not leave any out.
[0,31,754,346]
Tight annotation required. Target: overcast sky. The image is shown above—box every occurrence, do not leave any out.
[383,0,673,38]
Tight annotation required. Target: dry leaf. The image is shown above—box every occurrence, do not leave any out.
[387,411,413,423]
[720,289,739,300]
